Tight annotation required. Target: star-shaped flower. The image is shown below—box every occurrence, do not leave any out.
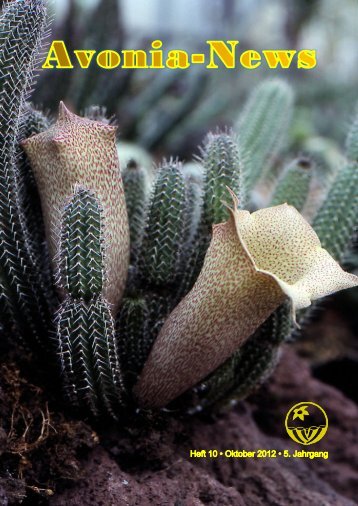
[292,406,310,421]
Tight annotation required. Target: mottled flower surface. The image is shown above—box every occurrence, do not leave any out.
[22,103,129,310]
[135,193,358,408]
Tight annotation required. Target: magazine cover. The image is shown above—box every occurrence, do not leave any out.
[0,0,357,504]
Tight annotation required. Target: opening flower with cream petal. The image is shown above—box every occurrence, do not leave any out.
[134,190,358,408]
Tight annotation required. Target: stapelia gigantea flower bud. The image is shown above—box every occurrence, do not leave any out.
[22,102,129,310]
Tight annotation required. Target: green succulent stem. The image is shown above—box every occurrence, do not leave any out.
[177,132,243,300]
[122,159,150,261]
[200,131,243,228]
[270,157,312,211]
[346,109,358,162]
[0,0,53,348]
[136,159,187,287]
[312,162,358,263]
[236,79,294,192]
[59,187,104,300]
[56,296,123,417]
[117,297,150,388]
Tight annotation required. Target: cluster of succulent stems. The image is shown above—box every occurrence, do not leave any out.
[0,0,357,419]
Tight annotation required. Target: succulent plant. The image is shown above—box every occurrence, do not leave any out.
[289,116,358,340]
[122,159,150,261]
[0,0,54,349]
[235,79,294,193]
[269,157,313,211]
[134,194,357,408]
[1,0,357,420]
[135,159,187,288]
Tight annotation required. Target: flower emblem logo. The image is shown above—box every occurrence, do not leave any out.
[285,402,328,445]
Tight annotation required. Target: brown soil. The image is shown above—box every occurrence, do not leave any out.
[1,341,357,506]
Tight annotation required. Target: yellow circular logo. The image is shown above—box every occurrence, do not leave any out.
[285,402,328,445]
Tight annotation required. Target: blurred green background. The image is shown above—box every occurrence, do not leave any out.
[32,0,358,161]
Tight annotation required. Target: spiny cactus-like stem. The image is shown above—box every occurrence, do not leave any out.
[346,109,358,162]
[312,161,358,263]
[270,157,313,211]
[59,187,104,300]
[89,298,123,416]
[55,185,123,417]
[18,105,53,287]
[19,106,51,225]
[174,238,205,305]
[171,175,203,303]
[236,79,293,192]
[136,159,187,287]
[0,276,22,338]
[122,159,150,261]
[183,174,202,248]
[0,0,53,347]
[200,131,243,228]
[118,292,174,391]
[145,291,172,346]
[117,297,150,388]
[56,296,123,417]
[56,298,99,415]
[177,133,242,299]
